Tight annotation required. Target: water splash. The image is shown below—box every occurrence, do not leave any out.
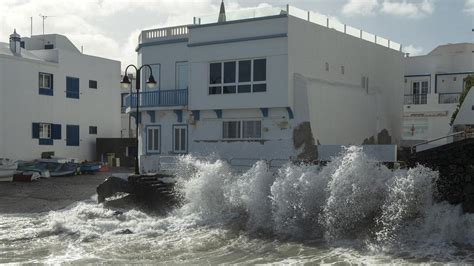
[1,147,474,263]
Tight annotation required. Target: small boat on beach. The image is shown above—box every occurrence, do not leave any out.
[17,161,51,178]
[80,162,102,174]
[0,158,17,178]
[37,159,79,177]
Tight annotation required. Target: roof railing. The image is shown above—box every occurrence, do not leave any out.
[139,25,189,44]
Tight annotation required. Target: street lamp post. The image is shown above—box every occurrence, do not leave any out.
[121,64,157,175]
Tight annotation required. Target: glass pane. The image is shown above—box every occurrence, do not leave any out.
[210,63,222,84]
[174,128,179,151]
[209,86,222,94]
[224,62,236,83]
[412,82,420,94]
[154,129,159,150]
[238,60,251,82]
[223,86,236,94]
[253,59,266,81]
[181,128,186,151]
[148,129,153,151]
[223,121,240,139]
[422,81,429,94]
[176,63,188,90]
[238,85,251,93]
[253,84,267,92]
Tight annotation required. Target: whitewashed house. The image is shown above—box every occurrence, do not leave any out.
[0,30,121,161]
[128,4,404,171]
[402,43,474,147]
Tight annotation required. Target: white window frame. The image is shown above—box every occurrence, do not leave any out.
[209,58,267,95]
[39,123,51,139]
[39,73,52,89]
[173,125,187,153]
[146,125,161,154]
[222,120,262,140]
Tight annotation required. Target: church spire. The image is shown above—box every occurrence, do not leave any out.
[218,0,226,23]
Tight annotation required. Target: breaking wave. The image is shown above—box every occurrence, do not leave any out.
[1,146,474,263]
[174,146,474,249]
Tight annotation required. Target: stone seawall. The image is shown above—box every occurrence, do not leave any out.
[409,138,474,213]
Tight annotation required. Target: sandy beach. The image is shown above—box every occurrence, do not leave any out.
[0,170,130,214]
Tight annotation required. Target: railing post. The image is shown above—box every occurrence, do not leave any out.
[327,18,330,28]
[307,11,310,21]
[360,29,363,38]
[344,24,347,33]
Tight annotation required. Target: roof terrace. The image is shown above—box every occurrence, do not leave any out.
[138,5,402,52]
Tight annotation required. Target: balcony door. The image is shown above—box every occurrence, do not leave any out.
[176,62,188,90]
[412,81,428,104]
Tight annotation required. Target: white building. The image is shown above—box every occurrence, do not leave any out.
[0,30,121,161]
[402,43,474,147]
[121,73,136,138]
[128,4,404,171]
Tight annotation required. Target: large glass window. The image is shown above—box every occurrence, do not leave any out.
[209,58,267,95]
[223,120,262,139]
[173,125,187,153]
[147,126,160,153]
[223,121,241,139]
[243,121,262,139]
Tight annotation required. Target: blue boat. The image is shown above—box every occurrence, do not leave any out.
[80,162,102,174]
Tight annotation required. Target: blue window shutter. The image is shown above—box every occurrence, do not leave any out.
[32,123,39,139]
[66,125,80,146]
[51,74,54,90]
[52,124,61,140]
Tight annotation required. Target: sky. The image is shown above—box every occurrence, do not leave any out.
[0,0,472,69]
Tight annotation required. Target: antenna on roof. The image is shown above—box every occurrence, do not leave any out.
[39,14,56,35]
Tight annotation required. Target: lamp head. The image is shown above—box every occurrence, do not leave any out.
[146,74,157,89]
[120,75,131,89]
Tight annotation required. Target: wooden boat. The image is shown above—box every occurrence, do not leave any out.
[17,161,51,178]
[0,158,17,178]
[36,159,79,177]
[80,162,102,174]
[12,171,40,182]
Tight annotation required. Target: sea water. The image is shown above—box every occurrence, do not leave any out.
[1,146,473,263]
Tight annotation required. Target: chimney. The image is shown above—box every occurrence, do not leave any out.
[218,0,226,23]
[9,29,21,55]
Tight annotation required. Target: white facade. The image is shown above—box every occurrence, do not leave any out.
[402,43,474,146]
[131,5,404,171]
[0,32,121,161]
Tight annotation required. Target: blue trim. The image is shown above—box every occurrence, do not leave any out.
[286,107,294,119]
[136,38,188,52]
[435,72,474,94]
[174,110,183,123]
[147,111,156,123]
[214,109,223,119]
[191,110,200,121]
[39,88,53,96]
[172,124,189,154]
[189,14,287,29]
[39,138,53,145]
[145,124,161,155]
[188,33,287,47]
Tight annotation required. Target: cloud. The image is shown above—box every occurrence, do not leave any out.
[342,0,379,16]
[464,0,474,13]
[381,0,435,18]
[403,44,424,56]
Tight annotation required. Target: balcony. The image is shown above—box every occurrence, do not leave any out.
[404,94,427,105]
[439,93,461,104]
[125,89,188,109]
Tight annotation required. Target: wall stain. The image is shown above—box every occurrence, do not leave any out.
[293,122,317,161]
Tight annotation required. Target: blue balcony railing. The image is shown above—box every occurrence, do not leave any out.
[125,89,188,108]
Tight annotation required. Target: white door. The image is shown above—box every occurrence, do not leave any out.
[176,62,188,90]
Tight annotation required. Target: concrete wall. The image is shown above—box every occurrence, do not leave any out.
[187,17,289,110]
[0,49,120,161]
[288,16,404,145]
